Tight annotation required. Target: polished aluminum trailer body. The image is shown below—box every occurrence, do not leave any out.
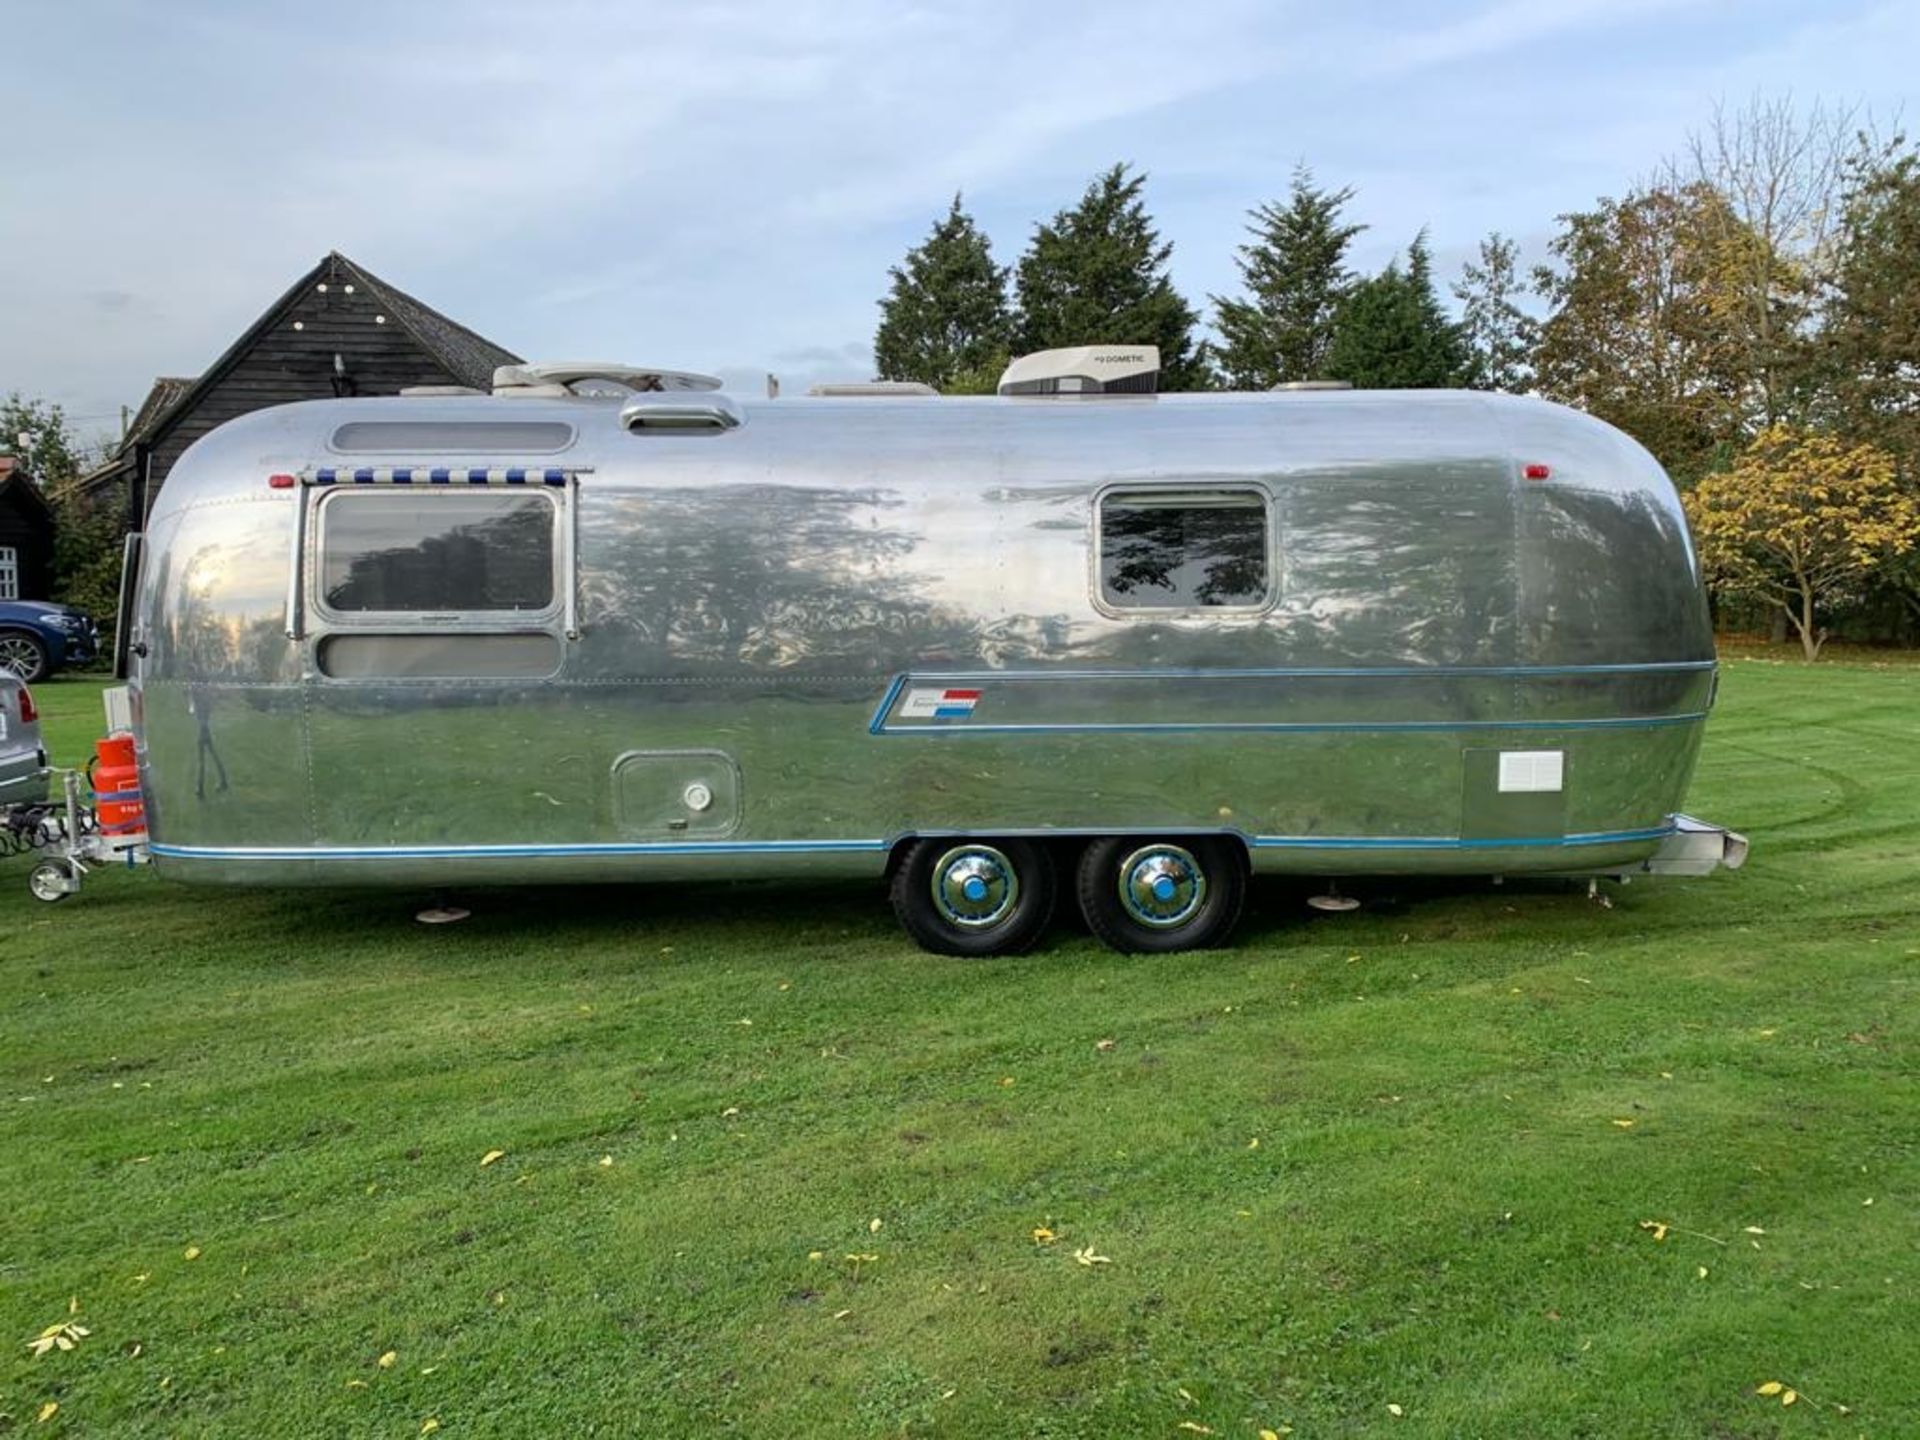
[129,388,1719,889]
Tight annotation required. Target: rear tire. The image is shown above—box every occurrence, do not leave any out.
[1076,837,1247,954]
[890,838,1056,957]
[0,630,48,683]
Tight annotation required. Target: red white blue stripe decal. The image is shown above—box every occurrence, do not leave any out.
[899,686,981,720]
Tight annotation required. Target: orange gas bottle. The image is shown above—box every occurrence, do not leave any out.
[92,734,147,836]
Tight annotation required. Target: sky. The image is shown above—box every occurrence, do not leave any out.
[4,0,1915,448]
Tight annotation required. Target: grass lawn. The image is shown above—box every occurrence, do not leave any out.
[1,661,1914,1438]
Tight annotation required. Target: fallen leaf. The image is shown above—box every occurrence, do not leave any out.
[479,1150,505,1167]
[1743,1226,1767,1235]
[184,1246,202,1260]
[1756,1381,1784,1396]
[1639,1220,1669,1241]
[832,1308,851,1320]
[1781,1389,1798,1407]
[1247,1137,1260,1149]
[421,1420,440,1435]
[869,1218,883,1234]
[346,1379,367,1389]
[999,1077,1014,1087]
[1177,1387,1194,1404]
[1072,1246,1111,1266]
[378,1351,397,1369]
[807,1250,824,1261]
[1611,1119,1636,1129]
[599,1155,613,1168]
[67,1297,79,1316]
[1095,1038,1116,1052]
[1387,1402,1405,1417]
[1031,1228,1056,1245]
[1177,1424,1212,1435]
[37,1401,57,1423]
[721,1106,740,1118]
[1697,1266,1709,1280]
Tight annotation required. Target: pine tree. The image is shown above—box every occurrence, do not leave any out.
[1013,163,1207,390]
[1325,233,1470,389]
[873,195,1013,390]
[1211,166,1365,389]
[1452,232,1537,391]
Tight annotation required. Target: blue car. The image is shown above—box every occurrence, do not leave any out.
[0,601,99,682]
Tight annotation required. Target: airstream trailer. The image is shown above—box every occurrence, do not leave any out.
[57,350,1745,953]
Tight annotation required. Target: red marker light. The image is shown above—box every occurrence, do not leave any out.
[18,686,37,723]
[268,473,297,489]
[1523,463,1551,481]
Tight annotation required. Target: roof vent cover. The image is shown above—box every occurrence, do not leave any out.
[997,345,1159,397]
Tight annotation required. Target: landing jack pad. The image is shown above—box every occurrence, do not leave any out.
[415,906,471,925]
[1306,894,1361,913]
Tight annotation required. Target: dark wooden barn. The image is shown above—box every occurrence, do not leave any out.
[76,252,520,524]
[0,457,56,601]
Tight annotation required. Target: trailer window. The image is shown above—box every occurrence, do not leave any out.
[319,492,555,614]
[1098,489,1270,610]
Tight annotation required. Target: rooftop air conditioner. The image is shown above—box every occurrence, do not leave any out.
[997,345,1159,397]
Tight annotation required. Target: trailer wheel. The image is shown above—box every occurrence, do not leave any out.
[1076,837,1246,954]
[28,859,76,904]
[890,838,1056,957]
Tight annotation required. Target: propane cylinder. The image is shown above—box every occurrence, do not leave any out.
[92,734,147,836]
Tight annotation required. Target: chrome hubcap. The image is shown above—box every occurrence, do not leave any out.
[931,844,1019,928]
[1118,844,1207,928]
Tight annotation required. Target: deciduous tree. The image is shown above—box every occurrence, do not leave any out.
[1532,184,1761,484]
[1452,232,1536,392]
[1684,425,1920,659]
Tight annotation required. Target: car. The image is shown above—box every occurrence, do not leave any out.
[0,600,99,682]
[0,673,49,808]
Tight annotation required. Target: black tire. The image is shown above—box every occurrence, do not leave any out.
[0,630,48,683]
[1076,836,1247,954]
[890,837,1056,957]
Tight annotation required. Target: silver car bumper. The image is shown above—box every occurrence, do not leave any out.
[0,749,48,807]
[1637,814,1749,876]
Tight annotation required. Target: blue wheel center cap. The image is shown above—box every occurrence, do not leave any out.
[961,875,989,902]
[1151,874,1178,901]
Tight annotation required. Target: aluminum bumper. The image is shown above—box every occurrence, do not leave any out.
[1637,814,1749,876]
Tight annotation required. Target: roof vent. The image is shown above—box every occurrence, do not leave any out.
[805,381,940,398]
[997,345,1159,397]
[495,361,724,398]
[619,393,743,433]
[1270,380,1354,392]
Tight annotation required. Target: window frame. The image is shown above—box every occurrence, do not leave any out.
[0,546,16,602]
[310,485,564,630]
[1089,482,1278,619]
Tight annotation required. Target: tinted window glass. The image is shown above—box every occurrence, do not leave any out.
[1099,491,1270,609]
[322,493,554,612]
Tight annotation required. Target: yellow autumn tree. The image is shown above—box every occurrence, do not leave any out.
[1686,425,1920,659]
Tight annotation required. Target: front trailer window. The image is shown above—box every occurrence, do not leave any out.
[321,491,555,614]
[1099,489,1271,610]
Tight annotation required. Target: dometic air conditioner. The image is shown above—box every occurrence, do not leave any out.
[996,345,1160,396]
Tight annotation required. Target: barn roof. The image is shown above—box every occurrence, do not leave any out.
[70,253,520,498]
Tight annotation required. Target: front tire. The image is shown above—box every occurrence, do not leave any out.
[1076,837,1247,954]
[890,838,1056,957]
[28,859,76,903]
[0,630,49,682]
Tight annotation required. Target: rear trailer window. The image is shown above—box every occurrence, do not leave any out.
[1098,489,1270,610]
[321,492,555,613]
